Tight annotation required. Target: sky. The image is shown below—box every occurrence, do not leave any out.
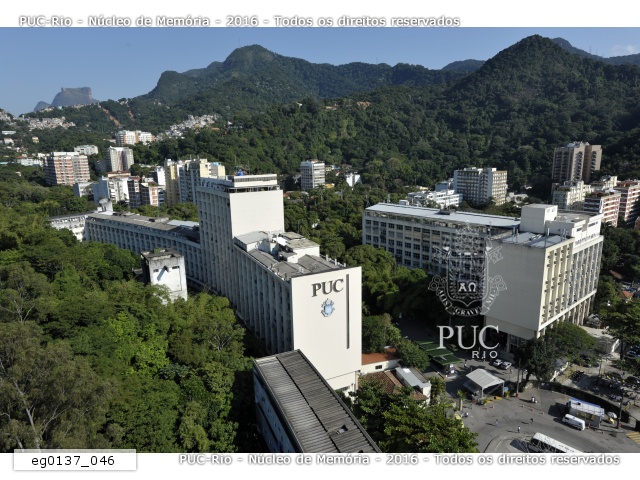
[1,27,640,116]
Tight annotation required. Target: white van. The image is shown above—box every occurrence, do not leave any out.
[562,414,586,431]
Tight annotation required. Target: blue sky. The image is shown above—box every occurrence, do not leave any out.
[1,27,640,115]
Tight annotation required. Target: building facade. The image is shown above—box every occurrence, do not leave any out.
[300,160,325,190]
[84,212,206,289]
[92,174,131,204]
[551,180,591,210]
[362,203,518,271]
[106,147,135,172]
[406,190,462,209]
[484,205,603,351]
[583,191,621,227]
[163,158,226,207]
[141,248,188,302]
[115,130,154,146]
[44,152,90,186]
[363,203,604,353]
[613,180,640,227]
[453,167,508,206]
[197,174,362,392]
[74,145,98,156]
[551,142,602,184]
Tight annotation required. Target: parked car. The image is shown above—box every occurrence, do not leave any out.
[499,361,512,370]
[492,359,503,367]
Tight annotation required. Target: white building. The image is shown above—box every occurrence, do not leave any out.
[362,203,519,270]
[197,174,362,392]
[453,167,508,206]
[141,248,188,302]
[406,190,462,209]
[74,145,99,156]
[49,212,94,241]
[345,172,361,187]
[253,351,380,453]
[485,205,603,351]
[363,203,604,353]
[163,158,226,207]
[85,212,206,290]
[115,130,154,146]
[551,180,591,210]
[300,160,325,190]
[552,142,602,184]
[73,181,94,198]
[92,174,131,204]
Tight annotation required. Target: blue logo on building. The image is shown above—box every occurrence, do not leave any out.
[321,299,335,317]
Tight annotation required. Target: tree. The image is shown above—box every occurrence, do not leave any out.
[456,389,467,410]
[0,322,112,451]
[0,262,53,324]
[429,376,446,405]
[396,339,430,371]
[545,321,596,361]
[601,301,640,359]
[513,337,557,382]
[352,379,477,453]
[362,314,401,353]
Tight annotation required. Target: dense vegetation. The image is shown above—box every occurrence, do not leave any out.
[0,170,257,452]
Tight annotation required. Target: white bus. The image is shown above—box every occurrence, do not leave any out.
[529,432,583,453]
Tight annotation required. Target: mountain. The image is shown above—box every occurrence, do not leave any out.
[34,87,99,112]
[442,59,484,73]
[143,44,467,108]
[551,37,640,66]
[33,101,51,112]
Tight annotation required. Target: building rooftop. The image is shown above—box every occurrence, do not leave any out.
[254,350,380,453]
[498,231,568,248]
[365,203,520,229]
[141,247,182,260]
[87,211,200,243]
[361,347,399,366]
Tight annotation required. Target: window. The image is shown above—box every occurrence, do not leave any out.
[375,365,383,370]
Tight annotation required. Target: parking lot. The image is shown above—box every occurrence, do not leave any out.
[431,353,640,453]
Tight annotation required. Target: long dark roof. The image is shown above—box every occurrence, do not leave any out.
[254,350,380,453]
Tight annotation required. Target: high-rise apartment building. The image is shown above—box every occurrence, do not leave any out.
[74,145,98,156]
[115,130,154,146]
[300,160,325,190]
[163,158,226,207]
[613,180,640,227]
[551,142,602,184]
[127,178,161,208]
[44,152,90,186]
[551,180,591,210]
[92,174,131,204]
[106,147,135,172]
[453,167,508,206]
[583,190,621,227]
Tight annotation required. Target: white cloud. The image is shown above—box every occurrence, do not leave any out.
[611,44,640,57]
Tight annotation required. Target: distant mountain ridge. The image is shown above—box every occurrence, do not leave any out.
[34,87,99,112]
[143,44,469,107]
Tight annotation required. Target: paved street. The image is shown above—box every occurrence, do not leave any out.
[424,352,640,453]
